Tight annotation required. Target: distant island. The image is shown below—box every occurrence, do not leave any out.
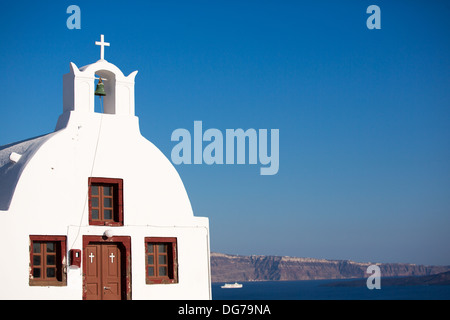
[210,252,450,283]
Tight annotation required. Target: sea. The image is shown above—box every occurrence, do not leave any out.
[211,279,450,300]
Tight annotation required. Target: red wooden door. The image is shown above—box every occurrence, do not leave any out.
[85,243,122,300]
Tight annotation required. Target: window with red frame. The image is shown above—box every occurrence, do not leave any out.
[145,237,178,284]
[89,178,123,226]
[29,235,67,286]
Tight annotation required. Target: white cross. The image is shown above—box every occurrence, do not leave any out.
[95,34,110,60]
[89,252,95,263]
[109,253,115,263]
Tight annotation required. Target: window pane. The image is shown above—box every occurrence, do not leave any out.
[104,210,113,220]
[91,198,99,208]
[147,244,154,253]
[47,242,55,253]
[33,268,41,278]
[147,255,154,265]
[47,255,56,265]
[33,256,41,266]
[104,198,112,208]
[91,209,99,220]
[91,186,99,195]
[103,186,112,196]
[159,266,167,276]
[47,268,56,278]
[147,267,154,276]
[33,243,41,253]
[158,244,167,253]
[158,255,167,265]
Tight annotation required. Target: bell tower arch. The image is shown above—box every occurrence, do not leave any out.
[60,35,138,120]
[95,69,116,114]
[62,61,138,116]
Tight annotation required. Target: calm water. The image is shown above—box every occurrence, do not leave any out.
[212,279,450,300]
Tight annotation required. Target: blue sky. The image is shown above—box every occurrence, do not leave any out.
[1,1,449,265]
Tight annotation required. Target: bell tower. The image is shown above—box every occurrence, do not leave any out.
[61,35,138,121]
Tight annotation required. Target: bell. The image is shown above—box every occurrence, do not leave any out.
[95,78,106,97]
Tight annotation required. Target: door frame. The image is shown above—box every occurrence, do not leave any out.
[82,235,132,300]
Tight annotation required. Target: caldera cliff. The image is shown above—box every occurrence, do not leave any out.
[210,252,450,282]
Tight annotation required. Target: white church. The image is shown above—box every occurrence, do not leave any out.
[0,35,211,300]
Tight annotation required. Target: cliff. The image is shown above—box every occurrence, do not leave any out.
[210,252,450,282]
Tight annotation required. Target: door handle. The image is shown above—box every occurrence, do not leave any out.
[104,286,111,290]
